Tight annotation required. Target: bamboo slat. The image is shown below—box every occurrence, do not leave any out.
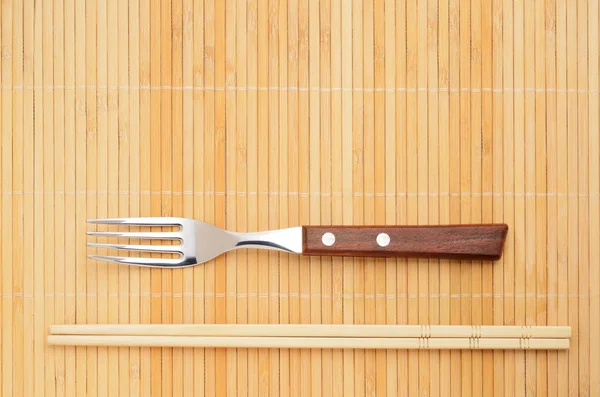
[1,1,14,396]
[63,1,75,395]
[589,0,600,395]
[0,0,597,395]
[129,0,141,395]
[139,0,152,393]
[23,0,35,395]
[556,0,569,394]
[13,0,26,391]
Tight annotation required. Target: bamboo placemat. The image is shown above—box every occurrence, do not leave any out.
[0,0,598,395]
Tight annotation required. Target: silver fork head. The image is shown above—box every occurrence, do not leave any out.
[86,217,237,268]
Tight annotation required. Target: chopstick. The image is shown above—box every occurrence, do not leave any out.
[47,335,570,350]
[49,324,572,339]
[49,324,571,350]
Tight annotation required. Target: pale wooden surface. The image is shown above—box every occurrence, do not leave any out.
[0,0,598,395]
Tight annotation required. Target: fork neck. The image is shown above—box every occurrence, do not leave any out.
[231,227,303,254]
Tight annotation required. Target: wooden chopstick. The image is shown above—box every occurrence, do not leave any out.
[50,324,572,339]
[47,335,570,350]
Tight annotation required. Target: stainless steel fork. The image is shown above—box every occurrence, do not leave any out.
[87,217,509,267]
[87,217,303,267]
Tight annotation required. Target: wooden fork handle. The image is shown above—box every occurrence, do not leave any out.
[302,224,508,261]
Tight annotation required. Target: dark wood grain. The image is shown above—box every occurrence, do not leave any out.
[302,224,509,261]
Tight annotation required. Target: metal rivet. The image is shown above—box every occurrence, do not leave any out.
[376,233,390,247]
[322,232,335,246]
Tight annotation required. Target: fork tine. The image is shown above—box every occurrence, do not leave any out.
[87,255,182,267]
[87,217,184,226]
[86,231,181,240]
[87,242,183,254]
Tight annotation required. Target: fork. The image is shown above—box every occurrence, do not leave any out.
[86,218,508,268]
